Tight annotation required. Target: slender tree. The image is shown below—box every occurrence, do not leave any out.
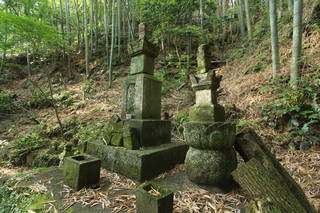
[108,0,116,88]
[199,0,204,29]
[269,0,280,81]
[238,0,246,36]
[84,0,89,77]
[290,0,303,87]
[103,0,110,62]
[244,0,252,39]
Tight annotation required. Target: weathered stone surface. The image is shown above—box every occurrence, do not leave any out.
[121,75,137,119]
[130,54,155,75]
[122,74,162,119]
[185,147,237,186]
[188,104,225,122]
[195,89,213,105]
[136,181,173,213]
[86,142,188,182]
[129,119,171,147]
[111,132,123,146]
[197,44,211,74]
[183,121,235,150]
[63,154,101,191]
[134,74,162,119]
[123,122,140,150]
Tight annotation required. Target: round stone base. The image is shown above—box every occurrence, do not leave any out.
[185,147,237,185]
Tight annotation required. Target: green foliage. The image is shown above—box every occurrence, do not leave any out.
[10,133,49,165]
[237,120,259,128]
[174,111,189,137]
[0,90,15,114]
[81,79,97,95]
[53,91,77,107]
[261,77,320,149]
[0,184,28,213]
[0,10,61,54]
[154,71,170,94]
[139,0,214,44]
[75,123,102,145]
[27,88,52,109]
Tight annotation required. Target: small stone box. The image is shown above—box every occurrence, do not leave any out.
[136,181,173,213]
[63,154,101,191]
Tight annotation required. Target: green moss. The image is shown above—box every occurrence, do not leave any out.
[188,104,225,122]
[27,193,53,212]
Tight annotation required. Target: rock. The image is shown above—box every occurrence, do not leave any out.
[188,104,225,122]
[184,121,235,150]
[185,147,237,185]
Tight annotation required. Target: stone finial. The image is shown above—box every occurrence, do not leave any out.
[197,44,211,74]
[138,23,151,40]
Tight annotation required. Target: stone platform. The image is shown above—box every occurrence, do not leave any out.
[86,142,188,182]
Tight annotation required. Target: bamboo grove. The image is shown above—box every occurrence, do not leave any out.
[0,0,305,87]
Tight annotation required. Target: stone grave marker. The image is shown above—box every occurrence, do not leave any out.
[86,23,188,182]
[183,44,237,187]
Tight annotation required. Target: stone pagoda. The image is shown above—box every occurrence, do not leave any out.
[184,44,237,186]
[86,23,187,182]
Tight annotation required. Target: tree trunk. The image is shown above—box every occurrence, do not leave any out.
[117,0,121,57]
[73,0,81,49]
[65,0,72,78]
[199,0,204,29]
[244,0,252,39]
[269,0,280,81]
[103,0,110,63]
[83,0,90,77]
[238,0,246,37]
[288,0,293,11]
[232,129,316,213]
[290,0,303,87]
[108,0,116,88]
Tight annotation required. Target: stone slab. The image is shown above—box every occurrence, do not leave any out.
[86,142,188,182]
[130,54,155,75]
[195,89,213,105]
[134,74,162,119]
[121,74,162,119]
[128,119,171,147]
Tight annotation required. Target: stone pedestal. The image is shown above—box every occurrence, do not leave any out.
[136,181,173,213]
[184,122,237,185]
[129,119,171,147]
[87,142,187,182]
[63,154,101,190]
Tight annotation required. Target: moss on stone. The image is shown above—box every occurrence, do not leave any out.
[185,147,237,186]
[188,104,225,122]
[183,121,235,150]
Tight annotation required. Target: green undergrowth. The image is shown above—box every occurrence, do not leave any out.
[155,54,193,95]
[0,90,16,115]
[0,170,53,213]
[260,75,320,149]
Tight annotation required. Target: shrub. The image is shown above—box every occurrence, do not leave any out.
[27,89,52,109]
[261,77,320,149]
[0,90,15,114]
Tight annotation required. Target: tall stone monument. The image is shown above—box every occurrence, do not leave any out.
[86,23,188,182]
[184,44,237,186]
